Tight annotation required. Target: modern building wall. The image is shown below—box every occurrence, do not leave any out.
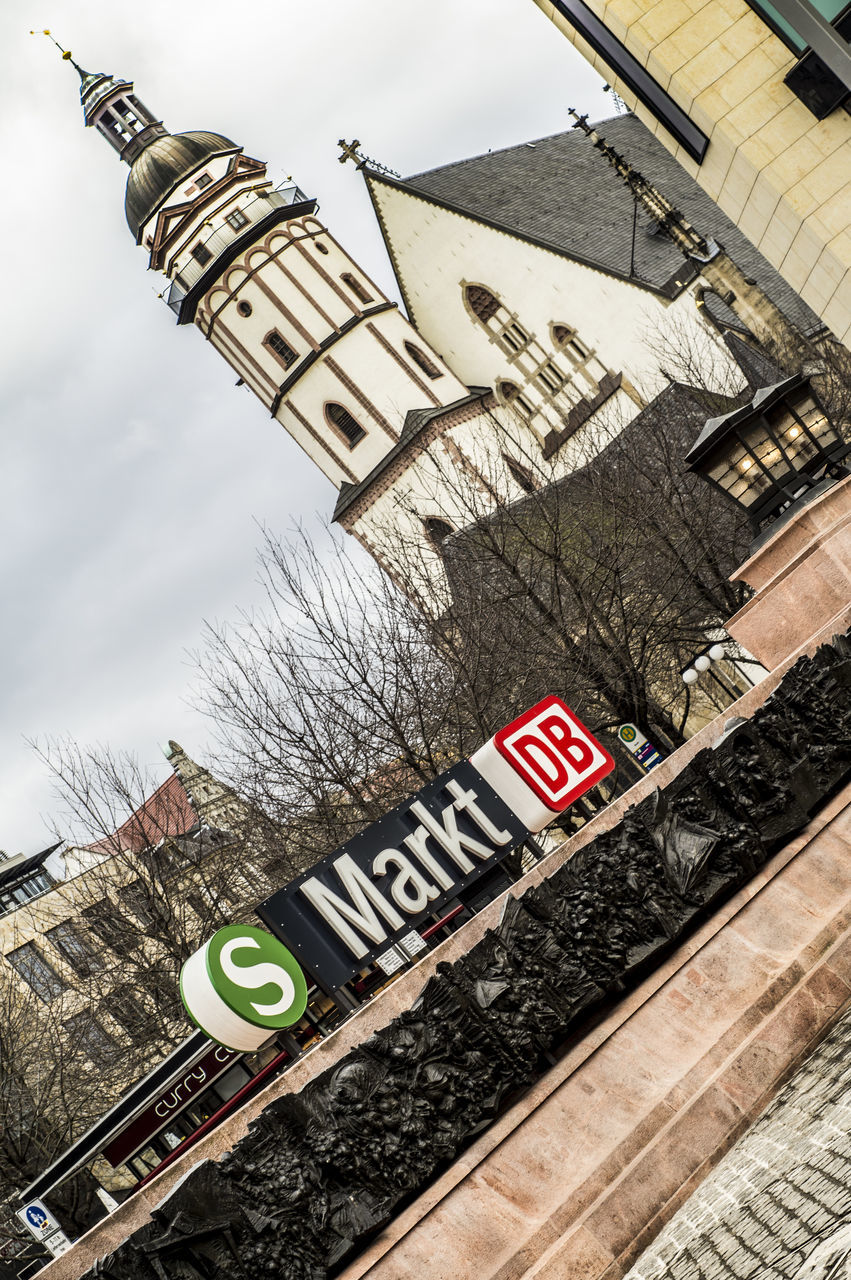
[531,0,851,345]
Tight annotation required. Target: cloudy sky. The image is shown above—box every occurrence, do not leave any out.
[0,1,610,853]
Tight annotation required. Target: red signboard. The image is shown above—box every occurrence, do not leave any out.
[493,696,615,810]
[102,1043,238,1167]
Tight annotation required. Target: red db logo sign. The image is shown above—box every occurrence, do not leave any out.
[493,696,615,811]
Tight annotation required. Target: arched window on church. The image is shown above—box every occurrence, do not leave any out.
[552,324,590,363]
[498,380,533,419]
[325,402,366,448]
[423,516,455,548]
[464,285,530,356]
[503,455,538,493]
[341,273,373,305]
[404,342,443,379]
[466,285,501,323]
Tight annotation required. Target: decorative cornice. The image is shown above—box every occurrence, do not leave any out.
[269,303,396,416]
[151,153,266,269]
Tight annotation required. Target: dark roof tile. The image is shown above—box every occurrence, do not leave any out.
[400,115,821,334]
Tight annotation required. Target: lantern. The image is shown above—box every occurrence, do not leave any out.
[684,375,850,533]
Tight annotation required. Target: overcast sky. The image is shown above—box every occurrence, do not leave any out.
[0,1,610,853]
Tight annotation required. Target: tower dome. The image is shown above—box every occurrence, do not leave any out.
[124,130,239,239]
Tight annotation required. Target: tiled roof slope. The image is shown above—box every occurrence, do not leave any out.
[86,772,198,855]
[401,114,822,336]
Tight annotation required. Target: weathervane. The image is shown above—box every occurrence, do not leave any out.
[29,28,81,70]
[337,138,401,179]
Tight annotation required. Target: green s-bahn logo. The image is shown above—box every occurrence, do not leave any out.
[179,925,308,1052]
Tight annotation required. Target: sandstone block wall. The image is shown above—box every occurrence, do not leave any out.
[532,0,851,345]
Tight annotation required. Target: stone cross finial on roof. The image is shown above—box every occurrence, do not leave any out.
[338,138,364,167]
[338,138,401,179]
[567,107,716,263]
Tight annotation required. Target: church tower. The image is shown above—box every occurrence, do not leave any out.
[75,60,471,492]
[161,740,245,832]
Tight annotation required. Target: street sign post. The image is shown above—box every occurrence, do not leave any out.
[617,723,663,771]
[16,1200,72,1258]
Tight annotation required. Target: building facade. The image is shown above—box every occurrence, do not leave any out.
[530,0,851,346]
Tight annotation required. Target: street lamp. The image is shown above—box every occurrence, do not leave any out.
[684,375,850,535]
[682,641,758,700]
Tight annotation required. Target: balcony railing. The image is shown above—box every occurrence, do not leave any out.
[166,182,309,315]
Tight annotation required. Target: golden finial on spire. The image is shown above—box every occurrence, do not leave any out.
[30,29,76,63]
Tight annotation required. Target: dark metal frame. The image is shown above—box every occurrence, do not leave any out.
[550,0,709,162]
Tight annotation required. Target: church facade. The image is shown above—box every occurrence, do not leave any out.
[72,62,823,597]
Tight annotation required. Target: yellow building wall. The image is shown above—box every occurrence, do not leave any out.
[532,0,851,346]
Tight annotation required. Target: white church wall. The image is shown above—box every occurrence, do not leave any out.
[368,181,743,408]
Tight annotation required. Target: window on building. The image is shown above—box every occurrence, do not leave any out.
[498,380,534,418]
[500,321,530,353]
[226,209,249,231]
[315,241,330,255]
[147,964,181,1015]
[424,517,455,547]
[64,1013,117,1067]
[83,899,125,950]
[504,456,538,493]
[0,868,54,916]
[7,943,66,1003]
[237,299,253,317]
[47,921,97,977]
[552,325,589,361]
[404,342,443,379]
[536,362,566,395]
[103,984,151,1036]
[191,242,213,267]
[195,172,213,190]
[119,880,158,930]
[465,285,531,356]
[465,285,501,323]
[265,331,299,369]
[746,0,847,52]
[325,402,366,447]
[341,273,373,305]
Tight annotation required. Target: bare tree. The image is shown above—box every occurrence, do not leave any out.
[197,529,527,861]
[0,741,275,1243]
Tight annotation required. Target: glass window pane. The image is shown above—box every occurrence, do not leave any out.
[748,0,847,52]
[7,943,66,1002]
[47,920,96,974]
[64,1012,116,1065]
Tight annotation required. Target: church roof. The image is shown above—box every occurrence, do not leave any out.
[85,772,198,856]
[125,130,239,238]
[371,114,821,335]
